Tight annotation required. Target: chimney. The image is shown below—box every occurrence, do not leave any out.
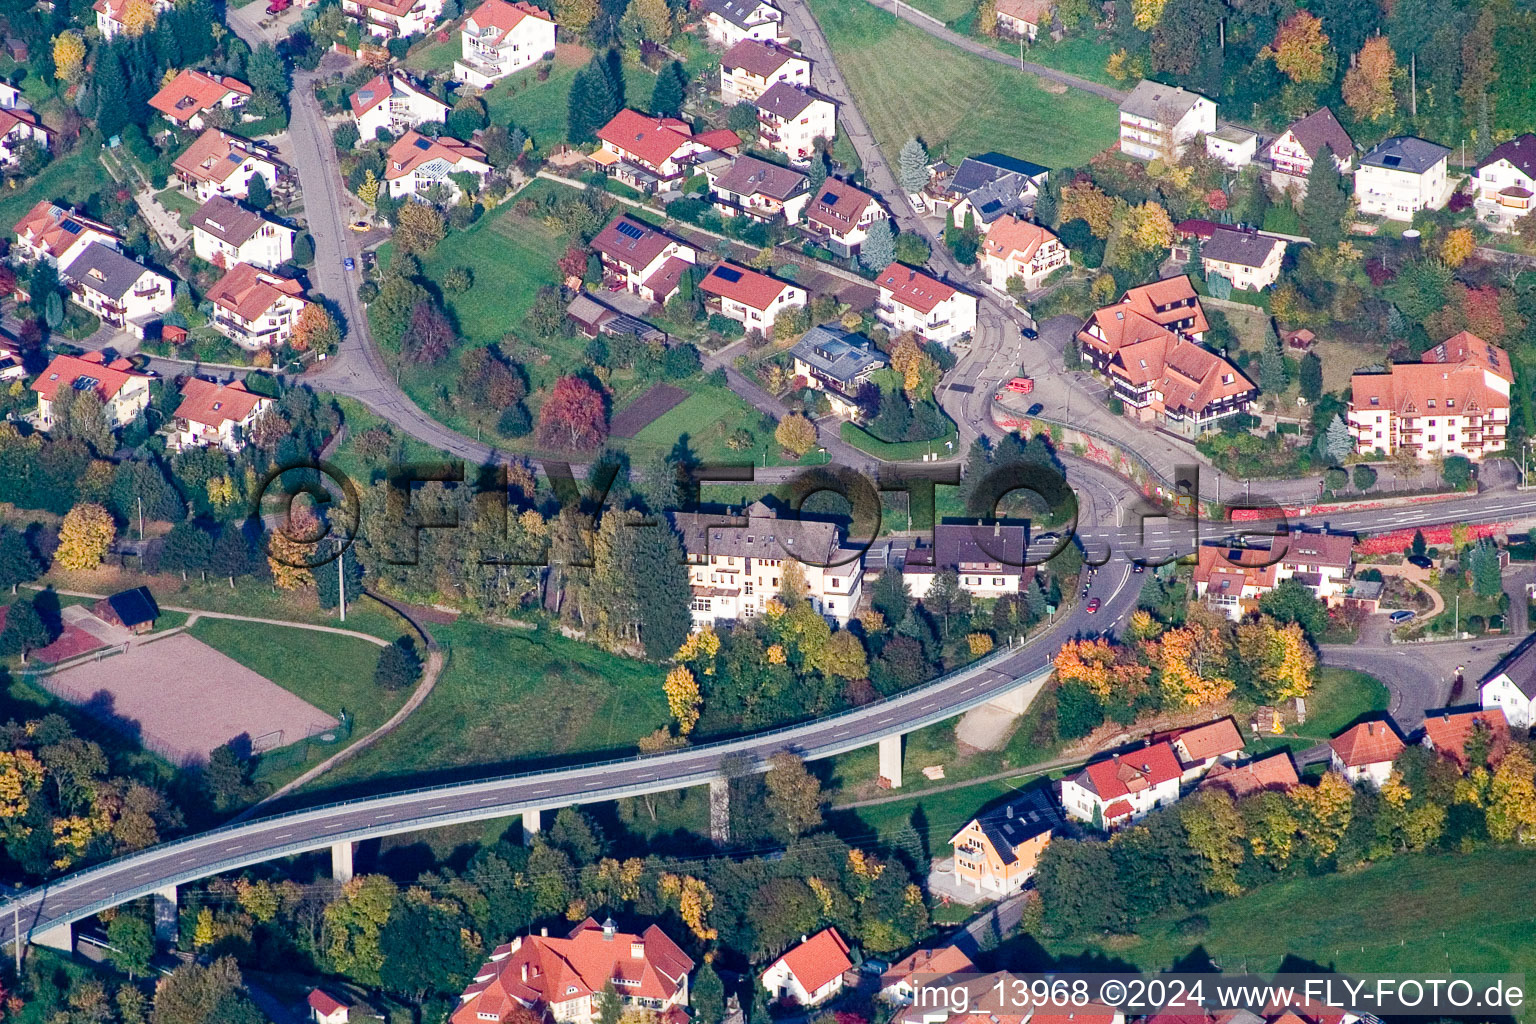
[540,927,549,937]
[631,941,645,959]
[522,963,529,982]
[1005,804,1014,819]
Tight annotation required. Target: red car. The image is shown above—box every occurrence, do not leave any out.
[1005,376,1034,394]
[1086,598,1101,614]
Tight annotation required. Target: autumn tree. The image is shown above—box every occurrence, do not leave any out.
[1152,623,1233,706]
[764,752,823,840]
[555,0,598,31]
[1439,228,1476,268]
[291,303,341,356]
[889,334,941,401]
[1181,790,1246,895]
[55,502,115,571]
[1059,180,1116,238]
[775,413,818,457]
[266,504,320,590]
[535,376,607,451]
[53,31,86,84]
[121,0,157,35]
[664,665,701,735]
[1342,37,1398,122]
[621,0,673,41]
[1053,637,1150,700]
[1235,616,1316,701]
[1486,744,1536,843]
[822,629,869,680]
[1263,11,1334,85]
[1289,770,1354,859]
[393,201,446,256]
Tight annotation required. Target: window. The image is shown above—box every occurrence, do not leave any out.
[744,582,754,595]
[993,577,1005,586]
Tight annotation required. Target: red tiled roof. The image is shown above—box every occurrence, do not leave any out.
[721,37,800,78]
[385,130,488,180]
[643,256,692,298]
[1119,275,1210,335]
[1076,741,1182,800]
[173,378,267,428]
[1102,799,1133,820]
[308,989,349,1015]
[597,110,697,169]
[1277,107,1354,163]
[591,214,679,270]
[0,107,51,141]
[1350,332,1512,420]
[1030,1005,1121,1024]
[805,177,879,236]
[463,0,553,45]
[12,201,119,260]
[1423,330,1513,383]
[996,0,1054,24]
[1330,720,1405,767]
[694,128,745,152]
[173,130,271,185]
[349,72,392,117]
[881,946,974,988]
[878,263,957,315]
[982,215,1057,263]
[1421,707,1507,767]
[1197,752,1300,798]
[149,69,251,123]
[1171,717,1244,761]
[700,261,791,311]
[206,262,305,321]
[31,351,147,402]
[774,927,851,994]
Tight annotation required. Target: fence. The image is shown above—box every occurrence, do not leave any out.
[257,713,354,774]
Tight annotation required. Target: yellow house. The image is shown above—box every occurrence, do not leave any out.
[948,786,1062,897]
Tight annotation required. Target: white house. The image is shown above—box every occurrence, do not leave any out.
[671,501,863,627]
[190,197,295,271]
[719,38,810,104]
[875,263,978,345]
[1204,125,1257,168]
[755,83,835,164]
[1481,640,1536,728]
[1168,718,1246,781]
[383,131,492,200]
[453,0,557,87]
[593,109,741,192]
[1266,107,1354,181]
[762,928,852,1007]
[173,130,281,203]
[994,0,1056,40]
[350,71,450,141]
[802,176,887,258]
[60,243,173,337]
[1355,136,1452,221]
[341,0,447,41]
[1348,331,1511,460]
[707,154,811,224]
[307,989,350,1024]
[32,351,155,430]
[0,107,51,169]
[1118,79,1216,162]
[980,215,1069,291]
[699,261,805,331]
[169,378,273,452]
[589,214,698,304]
[11,202,121,269]
[902,523,1031,601]
[1060,741,1183,829]
[879,948,975,1004]
[1200,227,1286,291]
[703,0,785,46]
[205,262,307,350]
[93,0,173,40]
[1328,720,1404,788]
[147,69,252,131]
[1471,134,1536,233]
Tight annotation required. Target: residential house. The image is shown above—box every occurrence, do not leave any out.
[350,71,450,141]
[762,928,851,1007]
[947,785,1063,897]
[1196,751,1300,799]
[0,82,18,110]
[903,521,1030,600]
[308,990,350,1024]
[802,176,887,257]
[205,262,307,350]
[169,377,273,452]
[1165,717,1245,781]
[930,152,1049,226]
[453,917,693,1024]
[707,155,810,224]
[173,130,281,203]
[341,0,447,41]
[875,263,978,345]
[879,948,975,1003]
[1060,741,1183,828]
[11,202,121,268]
[1419,706,1508,768]
[1200,227,1286,291]
[453,0,557,87]
[565,293,669,345]
[60,243,173,336]
[995,0,1056,40]
[1075,277,1255,435]
[1481,637,1536,728]
[789,324,886,420]
[980,215,1069,291]
[1471,134,1536,233]
[1205,125,1257,168]
[1355,136,1452,221]
[1347,330,1512,460]
[32,351,154,430]
[190,197,295,270]
[0,346,25,384]
[148,69,252,131]
[755,83,835,163]
[1118,79,1216,162]
[703,0,785,46]
[0,107,51,168]
[384,131,492,200]
[1329,719,1404,788]
[719,38,810,104]
[699,261,804,330]
[670,500,863,626]
[589,215,698,304]
[1192,529,1358,619]
[1265,107,1354,181]
[94,0,173,40]
[593,109,740,192]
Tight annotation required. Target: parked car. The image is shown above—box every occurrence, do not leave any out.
[348,220,370,233]
[1005,377,1034,394]
[1388,610,1416,625]
[1021,325,1039,340]
[1026,403,1044,416]
[343,257,356,271]
[1407,555,1433,569]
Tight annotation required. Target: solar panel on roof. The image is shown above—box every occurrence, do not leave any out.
[60,219,81,234]
[1381,154,1401,166]
[819,191,838,204]
[615,221,645,239]
[714,266,742,283]
[414,137,434,150]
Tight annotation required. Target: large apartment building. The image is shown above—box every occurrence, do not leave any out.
[1347,331,1512,460]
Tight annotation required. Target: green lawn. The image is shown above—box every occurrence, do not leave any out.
[312,620,670,791]
[1294,667,1389,740]
[623,382,814,466]
[806,0,1118,168]
[901,0,978,23]
[155,185,200,226]
[328,396,455,487]
[840,420,958,460]
[0,145,115,232]
[1039,845,1536,972]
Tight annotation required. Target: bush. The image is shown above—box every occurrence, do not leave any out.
[1325,467,1347,491]
[1352,464,1377,490]
[707,313,744,338]
[374,639,422,691]
[661,343,701,379]
[498,403,532,437]
[357,280,379,303]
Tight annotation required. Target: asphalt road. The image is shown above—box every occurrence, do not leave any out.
[1320,635,1525,727]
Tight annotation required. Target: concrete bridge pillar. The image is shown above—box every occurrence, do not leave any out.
[878,734,903,789]
[709,778,730,846]
[32,920,72,954]
[522,808,542,846]
[152,885,178,944]
[331,841,354,883]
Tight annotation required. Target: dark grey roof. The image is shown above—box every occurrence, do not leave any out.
[63,242,157,300]
[107,586,158,627]
[1119,78,1209,123]
[906,521,1028,571]
[1201,227,1283,268]
[190,197,282,247]
[704,0,780,29]
[1476,133,1536,179]
[948,154,1047,224]
[790,325,885,385]
[967,787,1063,866]
[756,82,824,119]
[712,154,808,201]
[1361,136,1451,174]
[1484,634,1536,700]
[670,500,856,566]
